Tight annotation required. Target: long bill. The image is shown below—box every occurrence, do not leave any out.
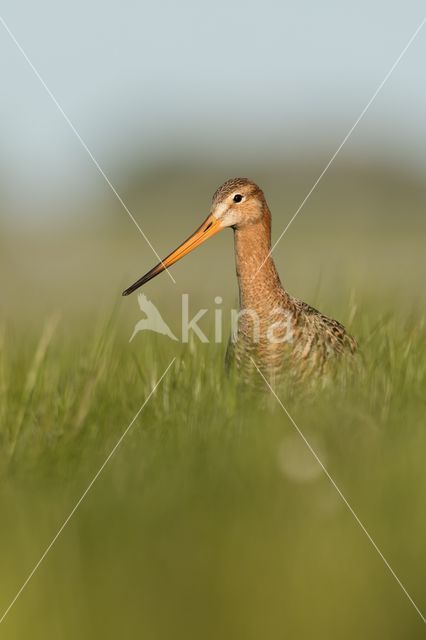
[122,213,223,296]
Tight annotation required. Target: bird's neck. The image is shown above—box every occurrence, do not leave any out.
[233,209,286,313]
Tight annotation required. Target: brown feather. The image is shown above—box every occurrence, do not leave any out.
[216,178,357,381]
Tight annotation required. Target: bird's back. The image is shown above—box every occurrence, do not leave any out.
[227,289,357,383]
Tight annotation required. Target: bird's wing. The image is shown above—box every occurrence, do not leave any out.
[295,299,357,357]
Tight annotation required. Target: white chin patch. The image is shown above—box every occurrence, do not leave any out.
[214,203,240,228]
[213,202,228,218]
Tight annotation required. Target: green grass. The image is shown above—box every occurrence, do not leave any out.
[0,303,425,639]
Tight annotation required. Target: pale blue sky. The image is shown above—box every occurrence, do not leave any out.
[0,1,425,219]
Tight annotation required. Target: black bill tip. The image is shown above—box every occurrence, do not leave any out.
[122,264,162,297]
[122,280,144,296]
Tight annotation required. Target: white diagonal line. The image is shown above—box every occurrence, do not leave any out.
[0,357,176,626]
[0,15,176,284]
[251,358,426,625]
[255,16,426,278]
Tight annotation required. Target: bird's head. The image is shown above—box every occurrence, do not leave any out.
[122,177,267,296]
[210,177,267,229]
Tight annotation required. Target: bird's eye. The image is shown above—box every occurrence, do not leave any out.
[233,194,243,203]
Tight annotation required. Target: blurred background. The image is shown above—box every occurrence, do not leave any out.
[1,0,425,330]
[1,2,426,639]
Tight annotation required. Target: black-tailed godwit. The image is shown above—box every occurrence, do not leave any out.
[123,178,357,378]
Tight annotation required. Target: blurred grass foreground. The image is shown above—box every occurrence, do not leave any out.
[1,161,426,638]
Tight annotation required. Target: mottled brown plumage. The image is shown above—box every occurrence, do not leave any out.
[220,178,357,380]
[123,177,357,381]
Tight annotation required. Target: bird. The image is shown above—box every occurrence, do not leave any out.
[123,178,357,381]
